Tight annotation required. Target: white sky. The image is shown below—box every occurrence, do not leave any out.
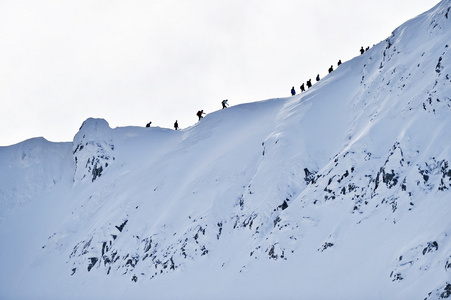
[0,0,440,146]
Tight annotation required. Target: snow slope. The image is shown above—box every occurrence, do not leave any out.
[1,1,451,299]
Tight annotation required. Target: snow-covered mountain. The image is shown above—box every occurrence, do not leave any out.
[1,1,451,299]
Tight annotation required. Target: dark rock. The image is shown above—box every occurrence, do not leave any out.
[319,242,334,252]
[304,168,318,185]
[392,273,403,281]
[115,220,128,232]
[445,258,451,270]
[440,283,451,298]
[87,257,98,272]
[423,241,439,255]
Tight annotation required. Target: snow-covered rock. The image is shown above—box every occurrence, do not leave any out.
[72,118,115,184]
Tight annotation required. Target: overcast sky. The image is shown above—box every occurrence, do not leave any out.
[0,0,440,146]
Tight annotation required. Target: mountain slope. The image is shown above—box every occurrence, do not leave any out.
[1,1,451,299]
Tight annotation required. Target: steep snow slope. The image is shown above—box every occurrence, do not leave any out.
[1,1,451,299]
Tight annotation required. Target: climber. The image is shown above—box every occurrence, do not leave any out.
[196,110,205,121]
[360,46,365,55]
[145,121,152,128]
[316,74,320,82]
[221,99,229,109]
[300,83,305,92]
[337,59,342,66]
[306,79,312,89]
[291,86,296,96]
[174,120,179,130]
[328,65,333,73]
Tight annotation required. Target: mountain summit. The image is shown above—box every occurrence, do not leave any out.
[1,1,450,299]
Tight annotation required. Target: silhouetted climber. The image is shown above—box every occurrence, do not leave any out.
[196,110,205,120]
[337,59,342,66]
[328,65,333,73]
[221,99,229,109]
[316,74,320,81]
[306,79,312,89]
[300,83,305,92]
[360,46,365,55]
[174,120,179,130]
[145,121,152,128]
[366,46,370,51]
[291,86,296,96]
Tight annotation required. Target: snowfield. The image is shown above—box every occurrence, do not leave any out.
[1,1,451,299]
